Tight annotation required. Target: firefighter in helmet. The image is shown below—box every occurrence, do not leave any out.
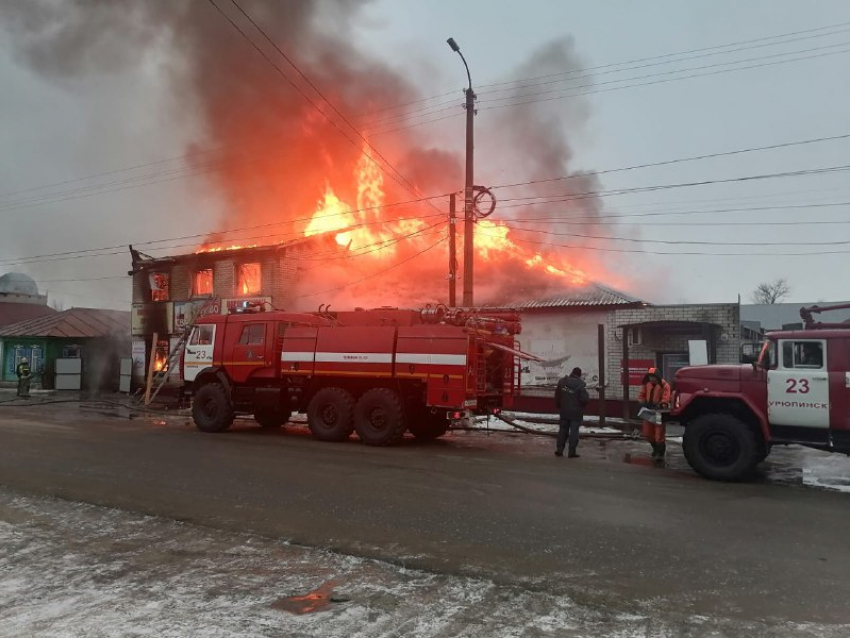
[638,367,671,460]
[16,357,32,399]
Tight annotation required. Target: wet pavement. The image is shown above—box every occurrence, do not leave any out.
[2,401,850,636]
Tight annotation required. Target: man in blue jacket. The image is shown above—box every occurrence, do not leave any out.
[554,367,589,458]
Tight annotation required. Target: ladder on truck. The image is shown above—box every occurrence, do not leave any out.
[141,297,219,406]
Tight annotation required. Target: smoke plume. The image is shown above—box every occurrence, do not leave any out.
[1,0,625,309]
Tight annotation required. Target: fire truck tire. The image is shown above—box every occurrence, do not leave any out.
[408,414,450,441]
[192,383,234,433]
[307,387,355,442]
[354,388,407,446]
[254,409,291,429]
[682,413,761,481]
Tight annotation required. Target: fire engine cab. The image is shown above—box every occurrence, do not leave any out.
[670,303,850,481]
[181,304,527,445]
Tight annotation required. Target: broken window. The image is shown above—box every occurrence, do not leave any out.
[193,268,214,297]
[149,272,170,302]
[237,263,261,296]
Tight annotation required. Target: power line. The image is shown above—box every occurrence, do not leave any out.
[0,146,229,202]
[478,45,850,114]
[0,157,235,215]
[506,200,850,224]
[478,20,850,91]
[5,160,849,268]
[476,26,850,97]
[210,0,443,216]
[489,133,850,191]
[8,135,850,268]
[494,222,850,246]
[295,234,447,300]
[371,46,850,136]
[366,33,850,130]
[358,19,850,124]
[0,194,448,267]
[494,165,850,210]
[476,40,850,108]
[475,228,850,257]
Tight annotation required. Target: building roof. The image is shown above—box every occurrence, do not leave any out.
[510,283,646,309]
[0,307,129,338]
[741,302,850,332]
[0,303,56,327]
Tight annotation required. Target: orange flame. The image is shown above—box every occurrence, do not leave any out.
[195,141,616,300]
[198,244,258,253]
[476,220,589,285]
[304,186,356,247]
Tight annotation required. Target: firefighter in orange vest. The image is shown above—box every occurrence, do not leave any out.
[638,367,671,460]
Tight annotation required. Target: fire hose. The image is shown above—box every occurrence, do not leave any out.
[467,411,640,440]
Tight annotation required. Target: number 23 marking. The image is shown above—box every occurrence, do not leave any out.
[786,378,810,394]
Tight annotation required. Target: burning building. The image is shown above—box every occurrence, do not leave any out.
[129,236,338,385]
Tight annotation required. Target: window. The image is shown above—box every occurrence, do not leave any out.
[190,325,214,346]
[237,263,261,296]
[149,272,170,302]
[193,269,213,297]
[781,341,824,369]
[238,323,265,345]
[62,345,81,358]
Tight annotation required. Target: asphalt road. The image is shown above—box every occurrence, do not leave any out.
[2,402,849,629]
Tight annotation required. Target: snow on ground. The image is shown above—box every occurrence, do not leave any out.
[800,454,850,493]
[2,489,844,638]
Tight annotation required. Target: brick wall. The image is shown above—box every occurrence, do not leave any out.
[605,303,740,400]
[131,245,310,332]
[213,259,235,299]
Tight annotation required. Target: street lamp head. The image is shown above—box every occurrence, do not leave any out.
[447,37,460,53]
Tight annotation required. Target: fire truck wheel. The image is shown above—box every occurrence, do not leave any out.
[307,387,355,442]
[192,383,235,433]
[408,415,450,441]
[254,409,291,429]
[682,413,761,481]
[354,388,407,446]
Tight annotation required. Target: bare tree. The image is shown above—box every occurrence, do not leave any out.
[751,278,790,304]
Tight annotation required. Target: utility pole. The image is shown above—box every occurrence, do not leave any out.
[448,192,457,306]
[447,37,476,307]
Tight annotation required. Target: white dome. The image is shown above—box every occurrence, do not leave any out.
[0,272,39,296]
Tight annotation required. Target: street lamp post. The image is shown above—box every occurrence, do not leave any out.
[447,37,476,307]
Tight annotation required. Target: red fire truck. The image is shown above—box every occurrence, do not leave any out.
[670,303,850,481]
[181,305,526,445]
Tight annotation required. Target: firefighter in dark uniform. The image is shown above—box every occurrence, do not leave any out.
[16,357,32,398]
[554,367,590,458]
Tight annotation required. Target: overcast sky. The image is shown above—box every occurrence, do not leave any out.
[1,0,849,310]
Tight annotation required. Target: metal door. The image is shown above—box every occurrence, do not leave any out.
[55,357,82,390]
[183,324,216,382]
[229,322,270,384]
[119,357,132,393]
[767,339,829,428]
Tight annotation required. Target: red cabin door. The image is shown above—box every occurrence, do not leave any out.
[229,322,271,384]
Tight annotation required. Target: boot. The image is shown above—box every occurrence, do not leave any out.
[567,448,579,458]
[649,442,660,459]
[657,442,667,459]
